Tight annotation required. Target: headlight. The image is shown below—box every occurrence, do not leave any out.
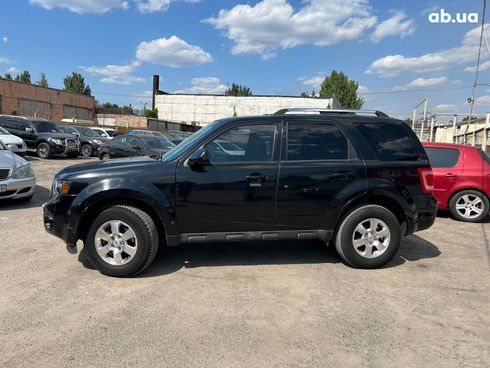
[51,178,70,198]
[7,143,17,150]
[50,138,63,145]
[93,139,102,145]
[13,164,34,179]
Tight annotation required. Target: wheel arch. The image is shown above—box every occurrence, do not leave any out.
[334,194,409,236]
[76,197,168,246]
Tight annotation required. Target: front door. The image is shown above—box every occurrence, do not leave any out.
[175,122,279,234]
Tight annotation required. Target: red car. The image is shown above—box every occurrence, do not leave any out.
[423,142,490,222]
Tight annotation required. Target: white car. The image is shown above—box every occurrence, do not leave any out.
[0,140,36,201]
[90,127,116,139]
[0,126,27,156]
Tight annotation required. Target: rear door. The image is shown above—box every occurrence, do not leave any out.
[424,146,463,206]
[275,119,365,231]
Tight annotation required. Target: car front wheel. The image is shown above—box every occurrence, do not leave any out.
[449,190,489,222]
[335,205,401,269]
[36,142,52,159]
[84,205,159,277]
[81,144,94,157]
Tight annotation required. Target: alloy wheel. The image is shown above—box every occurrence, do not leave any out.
[352,218,391,259]
[455,194,484,219]
[94,220,138,266]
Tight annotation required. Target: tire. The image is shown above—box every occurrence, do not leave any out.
[36,142,52,159]
[335,205,401,269]
[84,205,159,277]
[449,190,489,222]
[81,144,94,157]
[100,153,111,161]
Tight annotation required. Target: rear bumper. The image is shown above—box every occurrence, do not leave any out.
[409,195,438,234]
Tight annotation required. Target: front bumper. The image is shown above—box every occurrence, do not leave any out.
[0,176,36,200]
[43,195,78,246]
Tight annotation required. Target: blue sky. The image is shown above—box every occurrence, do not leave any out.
[0,0,488,118]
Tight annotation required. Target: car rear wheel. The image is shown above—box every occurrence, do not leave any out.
[84,205,159,277]
[449,190,489,222]
[335,205,401,269]
[81,144,94,157]
[36,142,52,159]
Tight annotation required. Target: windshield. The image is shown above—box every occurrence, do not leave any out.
[0,140,5,150]
[79,127,99,137]
[62,126,78,135]
[106,130,116,137]
[162,122,216,161]
[36,122,60,133]
[0,126,9,135]
[143,137,176,150]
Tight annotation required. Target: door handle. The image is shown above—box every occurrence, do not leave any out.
[444,173,456,178]
[246,173,267,187]
[332,171,355,180]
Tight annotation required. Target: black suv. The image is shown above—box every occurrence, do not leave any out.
[0,115,80,158]
[43,109,437,277]
[58,125,109,157]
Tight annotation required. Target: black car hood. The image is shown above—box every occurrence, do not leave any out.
[56,155,172,181]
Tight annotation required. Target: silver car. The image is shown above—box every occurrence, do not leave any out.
[0,126,27,156]
[0,140,36,201]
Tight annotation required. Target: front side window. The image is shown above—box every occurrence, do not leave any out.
[425,147,460,168]
[355,123,421,161]
[205,124,275,163]
[35,122,59,133]
[287,123,348,161]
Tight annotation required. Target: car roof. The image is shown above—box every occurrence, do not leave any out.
[422,142,481,151]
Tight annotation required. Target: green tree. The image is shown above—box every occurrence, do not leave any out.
[319,70,364,109]
[15,70,31,83]
[144,108,158,118]
[4,73,12,80]
[225,83,252,96]
[63,72,91,95]
[38,73,48,88]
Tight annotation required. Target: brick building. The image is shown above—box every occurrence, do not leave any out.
[0,78,95,121]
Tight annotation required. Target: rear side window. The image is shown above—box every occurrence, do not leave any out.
[425,147,460,168]
[287,123,348,161]
[355,123,421,161]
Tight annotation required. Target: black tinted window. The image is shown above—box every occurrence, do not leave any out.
[425,147,460,168]
[287,123,348,161]
[355,123,420,161]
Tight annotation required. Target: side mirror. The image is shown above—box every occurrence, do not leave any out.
[102,133,108,137]
[25,127,34,133]
[188,148,210,170]
[72,132,79,137]
[132,145,142,150]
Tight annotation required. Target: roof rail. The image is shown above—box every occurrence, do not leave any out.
[273,108,389,118]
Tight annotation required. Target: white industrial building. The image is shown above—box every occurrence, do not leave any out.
[151,76,341,126]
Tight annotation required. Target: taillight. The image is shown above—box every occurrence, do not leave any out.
[418,168,434,193]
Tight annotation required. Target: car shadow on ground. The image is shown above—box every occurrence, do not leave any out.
[0,185,50,210]
[78,235,441,278]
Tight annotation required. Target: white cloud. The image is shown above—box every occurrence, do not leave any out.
[136,36,213,67]
[135,0,199,14]
[434,104,458,112]
[0,57,11,64]
[205,0,377,59]
[392,77,450,91]
[29,0,129,14]
[464,60,490,73]
[81,62,146,85]
[2,36,7,43]
[298,74,325,90]
[476,95,490,105]
[175,77,227,94]
[6,67,18,74]
[367,25,487,76]
[371,11,415,43]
